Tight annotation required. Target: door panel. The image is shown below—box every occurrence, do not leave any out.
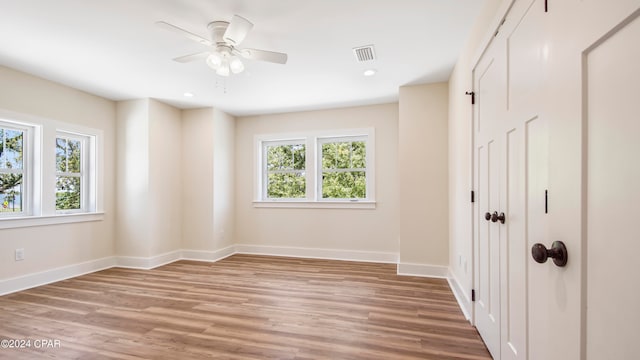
[474,43,504,359]
[525,116,549,360]
[507,0,544,111]
[502,127,526,360]
[585,12,640,360]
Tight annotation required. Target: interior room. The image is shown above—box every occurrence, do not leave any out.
[1,1,638,359]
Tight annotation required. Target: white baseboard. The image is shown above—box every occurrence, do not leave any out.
[447,270,472,321]
[0,256,116,296]
[116,250,182,270]
[397,262,448,278]
[181,246,235,262]
[2,246,458,296]
[234,244,399,264]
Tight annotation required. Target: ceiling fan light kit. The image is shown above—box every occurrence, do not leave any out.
[205,49,244,77]
[229,57,244,74]
[157,15,287,77]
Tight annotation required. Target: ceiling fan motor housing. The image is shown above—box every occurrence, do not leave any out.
[207,21,229,44]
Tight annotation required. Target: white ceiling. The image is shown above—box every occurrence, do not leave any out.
[0,0,485,116]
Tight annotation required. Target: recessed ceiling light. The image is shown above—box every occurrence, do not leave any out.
[363,69,377,77]
[183,92,194,97]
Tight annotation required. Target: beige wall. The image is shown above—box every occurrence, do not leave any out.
[116,99,150,257]
[181,108,235,253]
[0,66,116,278]
[398,83,450,267]
[448,0,504,296]
[182,108,215,251]
[235,104,399,254]
[212,109,235,251]
[149,100,182,255]
[116,98,182,258]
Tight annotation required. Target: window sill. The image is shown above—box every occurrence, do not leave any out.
[252,201,376,209]
[0,212,105,230]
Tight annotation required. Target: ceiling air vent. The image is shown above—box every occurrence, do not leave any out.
[353,45,376,62]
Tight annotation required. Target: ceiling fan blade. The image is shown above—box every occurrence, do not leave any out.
[240,48,288,64]
[173,51,210,63]
[155,21,213,47]
[223,15,253,46]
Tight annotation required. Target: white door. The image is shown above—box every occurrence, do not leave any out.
[473,1,542,359]
[583,12,640,359]
[473,35,505,359]
[533,2,640,360]
[584,13,640,359]
[473,1,640,359]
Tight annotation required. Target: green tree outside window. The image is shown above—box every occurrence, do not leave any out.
[0,127,24,213]
[55,137,82,210]
[265,143,306,198]
[321,141,366,199]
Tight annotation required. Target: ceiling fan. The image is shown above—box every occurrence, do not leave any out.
[156,15,288,77]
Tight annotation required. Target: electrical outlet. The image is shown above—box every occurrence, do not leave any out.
[15,248,25,261]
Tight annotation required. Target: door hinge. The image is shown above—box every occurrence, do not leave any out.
[545,0,548,12]
[472,289,476,302]
[471,190,475,203]
[465,91,475,105]
[545,189,548,214]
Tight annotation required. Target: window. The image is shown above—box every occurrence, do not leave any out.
[0,122,27,216]
[56,133,87,212]
[319,136,367,199]
[255,129,375,208]
[263,140,306,199]
[0,111,103,228]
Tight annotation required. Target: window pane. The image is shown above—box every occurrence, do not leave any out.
[68,139,81,173]
[351,141,366,168]
[322,143,335,169]
[323,141,366,170]
[267,144,305,171]
[322,142,351,169]
[1,128,24,170]
[56,138,67,172]
[292,144,305,170]
[322,171,366,199]
[56,176,81,210]
[267,172,305,198]
[0,174,23,213]
[335,142,351,169]
[267,145,290,170]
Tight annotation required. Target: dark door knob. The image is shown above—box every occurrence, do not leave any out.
[484,212,492,221]
[531,241,568,267]
[490,211,506,224]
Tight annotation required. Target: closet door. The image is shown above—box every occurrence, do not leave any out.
[472,0,640,359]
[538,2,640,359]
[473,1,547,359]
[500,1,547,359]
[473,26,506,360]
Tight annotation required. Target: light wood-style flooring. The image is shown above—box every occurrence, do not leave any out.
[0,254,490,359]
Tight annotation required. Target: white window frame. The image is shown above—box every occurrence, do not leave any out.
[0,120,34,217]
[317,135,372,202]
[254,128,375,209]
[55,131,91,214]
[0,109,103,229]
[261,139,307,201]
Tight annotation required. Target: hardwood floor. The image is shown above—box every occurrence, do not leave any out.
[0,255,490,359]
